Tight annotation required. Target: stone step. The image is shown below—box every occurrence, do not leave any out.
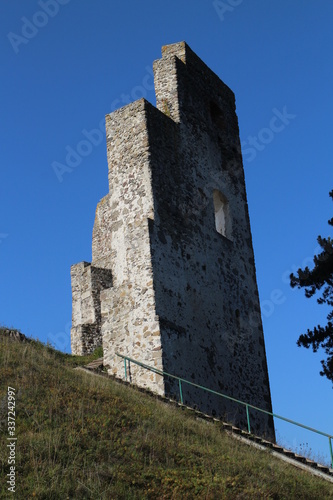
[84,357,104,370]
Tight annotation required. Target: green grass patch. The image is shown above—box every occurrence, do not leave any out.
[0,338,332,498]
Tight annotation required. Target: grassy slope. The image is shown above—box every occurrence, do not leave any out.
[0,337,332,499]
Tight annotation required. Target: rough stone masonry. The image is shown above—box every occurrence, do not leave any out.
[71,42,275,440]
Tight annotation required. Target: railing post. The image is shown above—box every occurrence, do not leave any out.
[124,358,127,382]
[179,379,183,404]
[329,437,333,469]
[246,404,251,434]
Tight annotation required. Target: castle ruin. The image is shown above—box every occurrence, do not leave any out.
[71,42,275,439]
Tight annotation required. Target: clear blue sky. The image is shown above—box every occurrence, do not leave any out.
[1,1,332,463]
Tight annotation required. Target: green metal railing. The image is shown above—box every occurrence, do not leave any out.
[116,352,333,468]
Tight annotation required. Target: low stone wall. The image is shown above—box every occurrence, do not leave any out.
[0,328,31,343]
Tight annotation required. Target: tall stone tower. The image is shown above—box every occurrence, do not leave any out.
[71,42,275,439]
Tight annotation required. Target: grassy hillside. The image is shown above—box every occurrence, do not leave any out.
[0,336,332,499]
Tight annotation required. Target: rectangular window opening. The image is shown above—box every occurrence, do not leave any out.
[213,189,232,240]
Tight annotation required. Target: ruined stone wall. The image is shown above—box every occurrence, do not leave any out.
[146,42,273,437]
[100,100,164,395]
[92,194,113,269]
[71,42,274,439]
[70,262,112,355]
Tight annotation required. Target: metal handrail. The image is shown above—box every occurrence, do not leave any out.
[116,352,333,468]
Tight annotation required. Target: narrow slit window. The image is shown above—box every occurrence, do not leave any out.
[213,190,232,240]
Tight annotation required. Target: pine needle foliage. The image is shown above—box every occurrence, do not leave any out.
[290,189,333,383]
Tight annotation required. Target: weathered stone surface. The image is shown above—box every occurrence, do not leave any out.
[70,42,275,440]
[70,262,112,355]
[0,328,30,343]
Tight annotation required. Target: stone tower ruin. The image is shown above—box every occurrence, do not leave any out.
[71,42,275,439]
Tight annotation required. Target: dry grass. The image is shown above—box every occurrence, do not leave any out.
[0,335,332,499]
